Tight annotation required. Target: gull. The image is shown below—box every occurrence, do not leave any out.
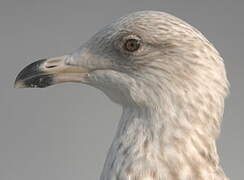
[14,11,229,180]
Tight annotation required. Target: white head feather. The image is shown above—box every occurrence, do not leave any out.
[15,11,229,180]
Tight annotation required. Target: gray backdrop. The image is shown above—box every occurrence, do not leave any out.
[0,0,243,179]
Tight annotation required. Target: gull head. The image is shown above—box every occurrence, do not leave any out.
[15,11,229,108]
[14,11,230,179]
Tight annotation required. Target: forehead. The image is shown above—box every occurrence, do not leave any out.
[111,11,199,42]
[87,11,205,52]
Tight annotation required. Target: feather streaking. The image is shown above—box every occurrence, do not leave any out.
[15,11,229,180]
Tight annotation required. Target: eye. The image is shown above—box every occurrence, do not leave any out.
[124,39,141,52]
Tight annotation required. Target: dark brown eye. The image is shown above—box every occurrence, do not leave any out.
[124,39,141,52]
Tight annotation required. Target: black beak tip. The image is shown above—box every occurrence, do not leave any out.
[14,59,54,88]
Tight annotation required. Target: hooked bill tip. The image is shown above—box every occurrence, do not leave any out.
[14,59,54,88]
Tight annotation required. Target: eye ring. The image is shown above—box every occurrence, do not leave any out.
[124,39,141,52]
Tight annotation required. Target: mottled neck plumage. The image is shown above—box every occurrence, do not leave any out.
[100,92,227,180]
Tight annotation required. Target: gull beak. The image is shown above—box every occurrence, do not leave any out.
[14,56,90,88]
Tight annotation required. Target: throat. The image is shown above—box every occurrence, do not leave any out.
[100,105,224,180]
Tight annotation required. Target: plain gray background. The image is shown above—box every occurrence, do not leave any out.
[0,0,243,179]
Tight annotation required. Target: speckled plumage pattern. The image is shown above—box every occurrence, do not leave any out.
[15,11,229,180]
[85,11,229,180]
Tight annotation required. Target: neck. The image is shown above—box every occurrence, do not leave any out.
[100,97,227,179]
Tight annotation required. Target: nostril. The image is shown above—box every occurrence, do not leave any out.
[44,57,64,70]
[46,65,57,69]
